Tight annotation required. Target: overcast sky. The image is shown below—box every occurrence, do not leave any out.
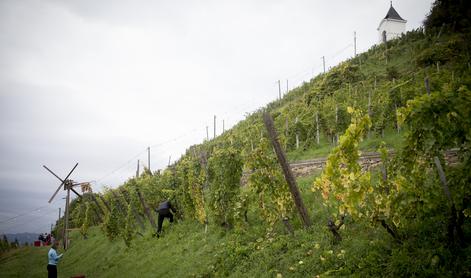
[0,0,433,234]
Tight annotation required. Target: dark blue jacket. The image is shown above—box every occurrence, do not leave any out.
[157,200,175,214]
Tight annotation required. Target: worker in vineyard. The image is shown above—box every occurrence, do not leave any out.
[47,241,63,278]
[155,199,177,237]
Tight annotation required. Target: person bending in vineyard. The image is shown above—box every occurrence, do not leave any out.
[155,199,177,237]
[47,241,63,278]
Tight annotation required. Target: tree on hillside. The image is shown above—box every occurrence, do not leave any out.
[424,0,471,31]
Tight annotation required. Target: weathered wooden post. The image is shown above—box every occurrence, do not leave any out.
[316,111,320,145]
[425,76,431,95]
[84,195,102,223]
[135,187,157,229]
[263,112,312,228]
[433,156,464,245]
[90,193,105,219]
[295,116,300,149]
[110,190,127,215]
[98,194,111,212]
[63,182,71,249]
[120,188,145,230]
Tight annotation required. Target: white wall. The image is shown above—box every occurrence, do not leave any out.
[378,19,406,43]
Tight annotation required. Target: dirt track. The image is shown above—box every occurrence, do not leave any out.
[289,149,459,177]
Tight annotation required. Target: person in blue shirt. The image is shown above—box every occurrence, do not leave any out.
[47,241,63,278]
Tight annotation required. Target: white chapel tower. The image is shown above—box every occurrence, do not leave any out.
[377,2,407,43]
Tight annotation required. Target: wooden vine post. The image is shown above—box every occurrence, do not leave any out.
[425,76,431,95]
[433,157,452,203]
[135,187,157,229]
[198,150,210,233]
[63,185,71,249]
[98,194,111,212]
[84,195,102,223]
[89,194,105,220]
[335,105,339,144]
[285,117,289,149]
[433,156,464,245]
[110,189,146,232]
[119,188,146,231]
[295,116,300,149]
[110,190,127,215]
[315,111,320,145]
[263,112,312,228]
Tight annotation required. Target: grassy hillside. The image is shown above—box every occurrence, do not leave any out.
[3,2,471,277]
[2,174,470,277]
[0,174,452,278]
[0,245,48,277]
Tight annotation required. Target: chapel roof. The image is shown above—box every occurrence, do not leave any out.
[384,3,405,21]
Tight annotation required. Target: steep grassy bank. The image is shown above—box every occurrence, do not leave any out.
[0,175,397,278]
[2,174,470,277]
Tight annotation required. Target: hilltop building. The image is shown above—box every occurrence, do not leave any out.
[377,2,407,43]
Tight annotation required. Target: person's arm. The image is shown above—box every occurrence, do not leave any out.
[51,249,63,262]
[170,201,177,213]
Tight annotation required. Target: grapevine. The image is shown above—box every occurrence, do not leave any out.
[246,137,293,228]
[208,146,243,228]
[312,107,372,240]
[80,202,91,239]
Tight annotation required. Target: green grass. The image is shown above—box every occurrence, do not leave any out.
[0,222,226,278]
[287,143,333,161]
[287,128,405,161]
[359,128,405,152]
[60,223,229,278]
[1,171,469,277]
[0,245,49,278]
